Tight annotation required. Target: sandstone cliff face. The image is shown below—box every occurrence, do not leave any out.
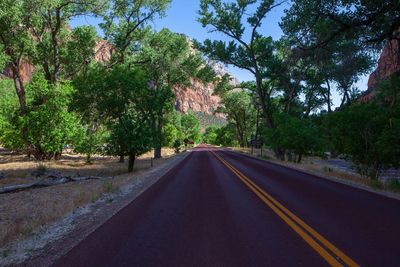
[362,39,400,101]
[174,78,221,115]
[173,61,238,116]
[95,40,115,63]
[3,62,34,83]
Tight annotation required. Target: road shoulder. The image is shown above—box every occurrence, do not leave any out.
[1,152,190,267]
[230,150,400,201]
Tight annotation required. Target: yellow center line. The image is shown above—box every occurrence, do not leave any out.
[211,151,359,267]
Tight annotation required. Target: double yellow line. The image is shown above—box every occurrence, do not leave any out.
[212,151,359,267]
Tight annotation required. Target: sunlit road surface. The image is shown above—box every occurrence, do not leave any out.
[54,145,400,267]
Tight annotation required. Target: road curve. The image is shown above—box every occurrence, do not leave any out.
[53,146,400,267]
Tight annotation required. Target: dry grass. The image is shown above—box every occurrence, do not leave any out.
[0,148,177,248]
[0,148,176,187]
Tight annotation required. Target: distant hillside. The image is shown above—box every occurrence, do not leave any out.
[193,112,227,130]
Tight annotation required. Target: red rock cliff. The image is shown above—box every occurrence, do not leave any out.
[362,39,400,101]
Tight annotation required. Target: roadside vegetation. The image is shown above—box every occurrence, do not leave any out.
[196,0,400,183]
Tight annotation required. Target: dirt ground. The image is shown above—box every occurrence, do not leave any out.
[0,148,177,249]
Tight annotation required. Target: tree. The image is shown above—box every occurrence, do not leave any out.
[23,73,81,160]
[101,0,171,64]
[181,112,201,144]
[74,124,108,164]
[217,91,255,147]
[27,0,106,84]
[197,0,286,158]
[76,64,155,172]
[326,102,400,179]
[0,0,104,158]
[203,125,219,145]
[215,125,238,147]
[107,111,153,172]
[137,29,213,158]
[281,0,400,51]
[265,113,323,163]
[0,0,34,116]
[0,79,23,149]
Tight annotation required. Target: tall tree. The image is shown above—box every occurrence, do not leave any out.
[138,29,214,158]
[197,0,286,158]
[0,0,34,115]
[26,0,106,84]
[217,91,255,147]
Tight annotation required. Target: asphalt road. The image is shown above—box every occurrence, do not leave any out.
[53,146,400,267]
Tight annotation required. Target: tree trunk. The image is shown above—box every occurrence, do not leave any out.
[86,154,91,164]
[154,146,162,159]
[128,152,135,172]
[154,117,163,159]
[297,154,302,163]
[119,154,124,163]
[12,70,27,115]
[54,151,61,161]
[50,9,62,84]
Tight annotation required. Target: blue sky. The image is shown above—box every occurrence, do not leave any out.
[71,0,370,107]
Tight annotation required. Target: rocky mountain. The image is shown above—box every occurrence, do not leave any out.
[362,39,400,101]
[173,60,238,117]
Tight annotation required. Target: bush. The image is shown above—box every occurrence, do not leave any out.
[173,139,182,153]
[326,102,400,179]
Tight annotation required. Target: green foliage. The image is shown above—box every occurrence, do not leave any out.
[23,74,81,158]
[173,139,182,154]
[101,0,171,62]
[74,124,108,163]
[62,26,99,78]
[218,90,255,147]
[326,102,400,179]
[214,125,238,147]
[0,79,18,121]
[0,79,24,149]
[202,125,219,145]
[0,74,82,157]
[181,112,201,143]
[264,113,324,162]
[281,0,399,51]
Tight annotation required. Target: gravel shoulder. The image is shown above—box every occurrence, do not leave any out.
[1,151,190,267]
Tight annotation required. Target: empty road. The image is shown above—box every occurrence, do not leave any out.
[54,146,400,267]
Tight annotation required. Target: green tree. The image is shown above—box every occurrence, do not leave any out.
[197,0,286,158]
[215,125,238,147]
[326,102,400,179]
[76,64,155,172]
[0,0,104,158]
[181,112,201,144]
[281,0,400,51]
[202,125,219,145]
[74,124,108,164]
[138,29,213,158]
[265,113,323,163]
[218,91,255,147]
[23,73,81,160]
[101,0,171,63]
